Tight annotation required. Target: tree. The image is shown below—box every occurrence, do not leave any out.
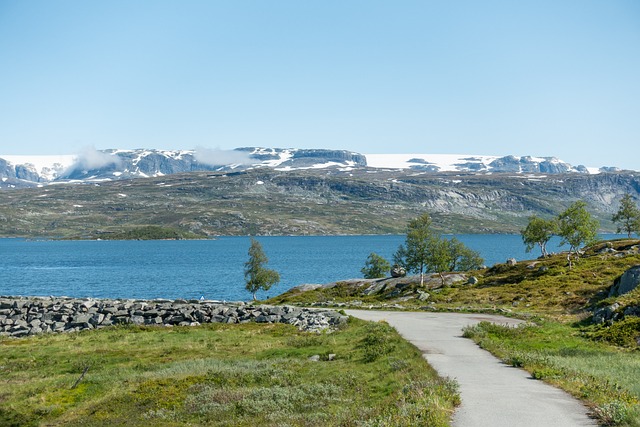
[393,213,437,286]
[244,238,280,300]
[425,237,483,286]
[521,216,558,258]
[557,201,599,268]
[394,214,484,286]
[361,252,391,279]
[612,193,640,238]
[446,237,484,272]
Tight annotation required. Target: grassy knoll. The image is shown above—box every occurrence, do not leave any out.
[270,239,640,425]
[271,241,640,320]
[0,320,459,426]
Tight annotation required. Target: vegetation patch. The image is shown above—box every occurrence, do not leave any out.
[0,320,459,426]
[97,225,204,240]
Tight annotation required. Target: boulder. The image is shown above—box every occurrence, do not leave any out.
[593,303,621,324]
[608,265,640,297]
[467,276,479,285]
[417,291,430,301]
[506,258,517,266]
[390,264,406,278]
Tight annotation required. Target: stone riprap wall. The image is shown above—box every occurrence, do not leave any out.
[0,296,348,338]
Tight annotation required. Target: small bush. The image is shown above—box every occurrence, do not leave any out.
[592,317,640,348]
[593,401,637,426]
[360,321,396,362]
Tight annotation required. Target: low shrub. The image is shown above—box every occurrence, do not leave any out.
[360,321,397,362]
[591,317,640,348]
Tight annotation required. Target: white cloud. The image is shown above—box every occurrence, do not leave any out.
[194,147,252,166]
[67,146,121,172]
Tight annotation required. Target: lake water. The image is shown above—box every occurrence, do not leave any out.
[0,234,621,301]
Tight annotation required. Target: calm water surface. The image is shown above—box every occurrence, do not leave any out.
[0,235,620,301]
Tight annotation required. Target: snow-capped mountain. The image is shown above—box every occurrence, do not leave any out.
[365,154,596,174]
[0,148,367,188]
[0,147,613,189]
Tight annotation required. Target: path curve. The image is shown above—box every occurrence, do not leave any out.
[346,310,597,427]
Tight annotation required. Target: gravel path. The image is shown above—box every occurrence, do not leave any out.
[346,310,598,427]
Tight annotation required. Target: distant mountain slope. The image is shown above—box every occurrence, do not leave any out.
[0,147,621,189]
[0,166,638,238]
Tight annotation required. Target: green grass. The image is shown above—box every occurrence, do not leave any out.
[0,320,459,426]
[462,320,640,426]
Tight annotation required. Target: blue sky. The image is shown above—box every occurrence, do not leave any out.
[1,1,638,169]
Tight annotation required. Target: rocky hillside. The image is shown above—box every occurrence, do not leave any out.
[0,166,638,238]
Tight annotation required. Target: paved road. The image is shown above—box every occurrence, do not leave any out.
[346,310,597,427]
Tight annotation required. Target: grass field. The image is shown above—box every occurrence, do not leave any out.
[0,319,459,426]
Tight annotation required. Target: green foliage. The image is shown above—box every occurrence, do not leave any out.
[521,215,558,257]
[395,214,483,285]
[360,321,397,362]
[101,226,202,240]
[244,238,280,300]
[445,237,484,271]
[558,201,599,265]
[591,317,640,348]
[361,252,391,279]
[612,194,640,238]
[394,213,435,285]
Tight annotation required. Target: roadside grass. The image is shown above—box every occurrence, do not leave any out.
[0,319,459,426]
[462,320,640,426]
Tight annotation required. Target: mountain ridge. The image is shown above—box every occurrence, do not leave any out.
[0,147,621,189]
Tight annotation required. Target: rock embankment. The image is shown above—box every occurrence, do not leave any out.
[0,296,347,338]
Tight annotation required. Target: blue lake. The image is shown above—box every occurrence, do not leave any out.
[0,234,621,301]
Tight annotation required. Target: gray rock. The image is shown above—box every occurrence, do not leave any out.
[467,276,479,285]
[391,264,407,278]
[506,258,517,266]
[417,291,430,301]
[608,265,640,297]
[623,306,640,317]
[593,303,620,324]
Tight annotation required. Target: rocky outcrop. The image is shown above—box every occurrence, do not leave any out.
[592,265,640,325]
[488,156,579,174]
[0,296,347,338]
[608,265,640,297]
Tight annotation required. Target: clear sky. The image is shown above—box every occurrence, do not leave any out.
[1,0,638,169]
